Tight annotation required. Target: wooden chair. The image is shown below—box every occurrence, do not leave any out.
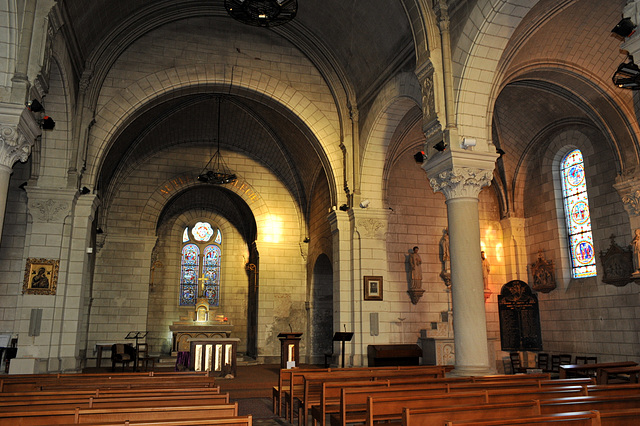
[537,353,549,371]
[137,343,156,371]
[111,343,136,371]
[509,352,525,374]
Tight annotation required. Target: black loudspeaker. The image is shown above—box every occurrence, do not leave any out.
[41,116,55,130]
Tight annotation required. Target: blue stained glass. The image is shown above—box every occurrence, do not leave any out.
[180,244,200,305]
[192,222,213,242]
[560,149,596,278]
[203,245,221,307]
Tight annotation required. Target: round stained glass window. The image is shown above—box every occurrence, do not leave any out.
[192,222,214,242]
[570,201,589,224]
[566,164,585,187]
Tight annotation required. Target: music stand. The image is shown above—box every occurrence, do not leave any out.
[125,331,148,371]
[332,332,353,368]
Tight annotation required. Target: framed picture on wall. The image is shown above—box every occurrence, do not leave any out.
[364,276,383,301]
[22,258,59,295]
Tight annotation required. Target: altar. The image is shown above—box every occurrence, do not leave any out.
[170,322,234,353]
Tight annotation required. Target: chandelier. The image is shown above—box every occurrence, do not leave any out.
[225,0,298,27]
[197,97,238,185]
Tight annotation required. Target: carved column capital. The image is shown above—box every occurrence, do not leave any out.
[0,104,41,168]
[429,167,493,200]
[26,188,76,224]
[614,174,640,216]
[424,149,497,200]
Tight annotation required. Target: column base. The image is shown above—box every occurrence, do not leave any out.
[448,364,491,377]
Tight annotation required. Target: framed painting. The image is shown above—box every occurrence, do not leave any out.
[23,258,59,295]
[364,276,383,301]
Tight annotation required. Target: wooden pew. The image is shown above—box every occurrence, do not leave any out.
[55,416,254,426]
[595,407,640,425]
[401,400,541,426]
[0,386,222,404]
[0,402,238,425]
[442,411,598,425]
[284,366,448,422]
[598,365,640,384]
[0,393,230,411]
[539,394,640,414]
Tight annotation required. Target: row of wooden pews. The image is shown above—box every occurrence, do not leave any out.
[0,371,251,425]
[276,365,640,426]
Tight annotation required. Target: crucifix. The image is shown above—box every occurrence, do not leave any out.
[197,273,208,298]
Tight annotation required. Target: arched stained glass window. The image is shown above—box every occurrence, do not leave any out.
[180,244,199,305]
[203,245,221,307]
[179,223,222,306]
[560,149,596,278]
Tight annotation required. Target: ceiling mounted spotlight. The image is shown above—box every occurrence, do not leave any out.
[434,141,447,152]
[80,186,90,195]
[612,56,640,89]
[496,148,506,157]
[414,151,425,163]
[612,17,636,38]
[40,116,55,130]
[339,204,349,212]
[27,99,43,112]
[225,0,298,27]
[96,227,104,234]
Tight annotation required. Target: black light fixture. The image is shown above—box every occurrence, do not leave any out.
[414,151,425,163]
[612,56,640,89]
[27,99,43,112]
[496,148,506,157]
[434,141,447,152]
[96,227,104,234]
[18,182,27,191]
[80,186,91,195]
[339,204,349,212]
[197,97,238,185]
[612,17,636,38]
[225,0,298,27]
[41,116,55,130]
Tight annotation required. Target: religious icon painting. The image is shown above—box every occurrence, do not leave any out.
[23,258,60,295]
[364,276,383,301]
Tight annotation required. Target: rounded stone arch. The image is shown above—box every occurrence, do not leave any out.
[454,0,538,146]
[133,173,268,240]
[359,73,422,209]
[85,65,342,204]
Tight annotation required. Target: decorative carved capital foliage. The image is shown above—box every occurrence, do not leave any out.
[622,190,640,216]
[429,167,493,200]
[0,125,32,167]
[357,218,385,239]
[28,198,71,223]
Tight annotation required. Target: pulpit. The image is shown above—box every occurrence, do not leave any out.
[278,332,302,368]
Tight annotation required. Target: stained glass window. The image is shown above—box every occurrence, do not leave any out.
[560,149,596,278]
[179,222,222,306]
[180,244,199,305]
[202,245,221,307]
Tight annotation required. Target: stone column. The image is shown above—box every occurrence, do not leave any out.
[0,104,41,242]
[425,149,497,376]
[614,173,640,233]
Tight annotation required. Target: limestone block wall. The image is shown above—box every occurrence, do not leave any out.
[148,214,248,355]
[524,127,638,362]
[89,145,305,361]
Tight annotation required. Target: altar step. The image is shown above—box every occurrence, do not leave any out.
[156,354,259,368]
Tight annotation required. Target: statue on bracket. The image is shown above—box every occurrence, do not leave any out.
[407,246,425,304]
[599,234,634,286]
[530,251,556,293]
[439,228,451,287]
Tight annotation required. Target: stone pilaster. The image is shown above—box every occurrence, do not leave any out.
[0,104,41,243]
[614,171,640,233]
[424,148,497,376]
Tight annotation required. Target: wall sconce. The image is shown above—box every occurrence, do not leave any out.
[434,141,447,152]
[612,17,636,38]
[339,204,349,211]
[40,116,55,130]
[27,100,44,112]
[413,151,425,163]
[80,187,90,195]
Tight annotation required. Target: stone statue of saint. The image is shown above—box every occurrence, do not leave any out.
[409,246,423,289]
[481,251,490,290]
[632,229,640,273]
[440,228,450,271]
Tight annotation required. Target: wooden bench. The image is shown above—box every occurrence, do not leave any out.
[0,403,238,425]
[49,416,254,426]
[0,393,230,411]
[539,394,640,414]
[442,411,598,425]
[595,407,640,425]
[401,400,541,426]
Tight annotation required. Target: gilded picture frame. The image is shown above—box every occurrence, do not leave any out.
[364,276,383,301]
[23,258,59,295]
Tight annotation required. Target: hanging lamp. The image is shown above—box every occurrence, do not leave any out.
[197,97,238,184]
[225,0,298,27]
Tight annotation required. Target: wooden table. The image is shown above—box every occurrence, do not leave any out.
[559,361,637,380]
[95,344,114,368]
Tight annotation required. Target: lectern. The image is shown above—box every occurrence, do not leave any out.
[333,332,353,368]
[278,332,302,368]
